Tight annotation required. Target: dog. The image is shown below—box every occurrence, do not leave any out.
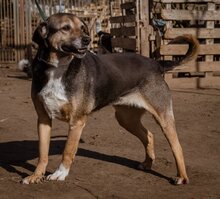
[17,59,32,78]
[97,31,113,53]
[22,13,199,185]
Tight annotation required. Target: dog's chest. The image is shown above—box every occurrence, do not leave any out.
[39,75,68,119]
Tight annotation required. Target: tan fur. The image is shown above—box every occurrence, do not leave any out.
[169,34,200,65]
[62,116,87,169]
[60,103,73,121]
[115,106,155,169]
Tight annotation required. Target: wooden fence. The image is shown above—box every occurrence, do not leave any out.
[110,0,220,89]
[157,0,220,89]
[0,0,109,64]
[1,0,219,88]
[110,0,150,56]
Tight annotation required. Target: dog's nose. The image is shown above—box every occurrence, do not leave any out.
[82,36,91,45]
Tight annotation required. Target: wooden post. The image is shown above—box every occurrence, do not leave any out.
[26,0,33,61]
[206,2,215,62]
[13,0,19,62]
[136,0,140,53]
[139,0,150,57]
[164,3,172,61]
[20,0,25,60]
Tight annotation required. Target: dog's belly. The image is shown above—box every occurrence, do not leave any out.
[39,77,68,119]
[114,91,147,109]
[113,91,163,117]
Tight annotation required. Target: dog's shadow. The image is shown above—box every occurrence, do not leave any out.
[0,138,172,183]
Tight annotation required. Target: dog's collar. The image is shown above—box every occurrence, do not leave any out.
[37,56,57,66]
[38,54,74,67]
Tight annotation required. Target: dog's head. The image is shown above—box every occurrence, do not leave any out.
[33,13,91,58]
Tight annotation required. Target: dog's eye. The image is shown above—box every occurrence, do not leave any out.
[62,25,71,31]
[81,25,89,34]
[81,25,86,31]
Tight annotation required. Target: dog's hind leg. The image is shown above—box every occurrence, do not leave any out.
[114,105,155,170]
[140,79,189,185]
[154,109,189,185]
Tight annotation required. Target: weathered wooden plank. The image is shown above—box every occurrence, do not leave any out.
[165,73,220,89]
[110,15,135,23]
[135,0,140,53]
[167,61,220,72]
[206,2,215,62]
[111,38,136,51]
[164,28,220,39]
[163,3,173,61]
[161,0,220,3]
[121,2,136,10]
[110,15,136,23]
[165,73,199,89]
[139,0,150,57]
[110,27,136,37]
[161,9,220,21]
[191,61,219,72]
[199,76,220,89]
[160,44,220,55]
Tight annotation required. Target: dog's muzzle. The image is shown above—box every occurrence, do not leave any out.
[59,35,91,58]
[82,36,91,46]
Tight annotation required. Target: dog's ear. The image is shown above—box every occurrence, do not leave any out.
[32,22,48,46]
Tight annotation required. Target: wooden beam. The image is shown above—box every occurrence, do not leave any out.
[165,73,220,89]
[199,75,220,89]
[169,61,220,72]
[110,27,136,37]
[206,2,215,61]
[197,61,220,72]
[165,73,199,89]
[121,2,136,10]
[161,9,220,21]
[110,15,136,23]
[140,0,150,57]
[163,3,173,61]
[164,28,220,39]
[111,38,136,51]
[160,44,220,55]
[161,0,220,3]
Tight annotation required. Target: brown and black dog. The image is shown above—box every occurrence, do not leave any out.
[22,13,199,185]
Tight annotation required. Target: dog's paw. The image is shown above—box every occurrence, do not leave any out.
[172,177,189,185]
[137,159,154,171]
[47,164,69,181]
[22,174,45,184]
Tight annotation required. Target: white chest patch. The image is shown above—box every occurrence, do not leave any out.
[39,73,68,119]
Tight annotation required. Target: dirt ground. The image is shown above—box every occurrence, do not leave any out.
[0,66,220,199]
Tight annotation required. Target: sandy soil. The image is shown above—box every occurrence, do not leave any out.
[0,66,220,199]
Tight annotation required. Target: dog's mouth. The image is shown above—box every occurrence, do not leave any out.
[76,48,87,54]
[59,44,87,55]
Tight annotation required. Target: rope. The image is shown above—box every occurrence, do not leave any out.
[35,0,47,21]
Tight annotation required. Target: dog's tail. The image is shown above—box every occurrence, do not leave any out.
[159,34,199,72]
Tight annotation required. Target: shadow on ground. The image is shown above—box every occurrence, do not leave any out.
[0,139,171,182]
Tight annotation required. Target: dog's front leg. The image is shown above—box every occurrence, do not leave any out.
[22,117,52,184]
[47,116,86,181]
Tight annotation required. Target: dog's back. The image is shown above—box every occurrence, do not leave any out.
[74,52,162,110]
